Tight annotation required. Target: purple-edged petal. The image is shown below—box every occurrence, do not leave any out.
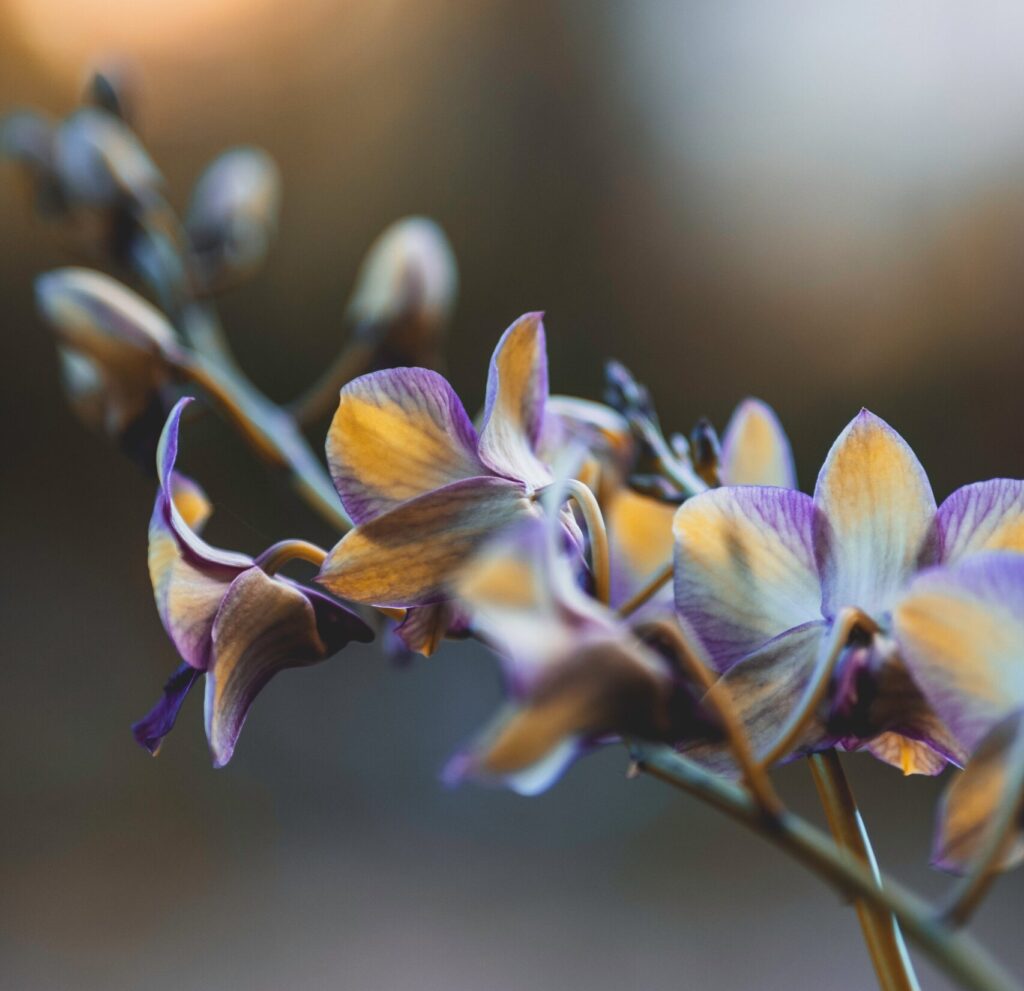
[131,662,202,755]
[393,603,461,657]
[318,477,535,607]
[673,486,824,670]
[477,313,552,489]
[607,488,677,615]
[720,398,797,489]
[893,552,1024,754]
[204,568,328,767]
[935,479,1024,564]
[683,622,830,775]
[455,516,612,696]
[932,711,1024,874]
[445,636,673,795]
[326,367,486,524]
[815,410,936,619]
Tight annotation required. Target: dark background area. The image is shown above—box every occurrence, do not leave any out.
[2,3,1023,989]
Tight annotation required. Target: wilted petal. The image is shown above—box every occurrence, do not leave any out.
[673,486,823,669]
[319,477,535,607]
[186,148,281,291]
[932,711,1024,874]
[446,637,672,794]
[935,479,1024,564]
[607,487,676,614]
[204,568,327,767]
[815,410,936,619]
[683,622,830,774]
[477,313,551,488]
[893,553,1024,755]
[326,368,485,524]
[719,398,796,488]
[131,662,202,755]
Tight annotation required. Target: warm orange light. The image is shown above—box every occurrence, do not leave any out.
[6,0,276,78]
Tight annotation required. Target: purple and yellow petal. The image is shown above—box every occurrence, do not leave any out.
[719,398,796,489]
[932,711,1024,874]
[445,637,671,794]
[607,487,677,614]
[815,410,936,619]
[935,479,1024,564]
[204,568,328,767]
[477,312,552,489]
[673,486,824,669]
[131,662,202,755]
[683,622,830,774]
[326,367,485,524]
[893,552,1024,754]
[318,477,536,607]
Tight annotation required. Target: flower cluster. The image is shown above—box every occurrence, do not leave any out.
[7,71,1024,990]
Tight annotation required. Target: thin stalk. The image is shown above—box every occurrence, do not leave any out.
[636,618,782,819]
[629,743,1020,991]
[254,539,328,574]
[809,751,920,991]
[290,334,377,425]
[617,561,673,619]
[758,607,877,769]
[563,479,611,605]
[941,726,1024,928]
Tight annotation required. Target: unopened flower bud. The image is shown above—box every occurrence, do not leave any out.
[54,108,161,207]
[85,65,137,125]
[347,217,458,367]
[689,417,722,486]
[36,268,179,446]
[186,147,281,293]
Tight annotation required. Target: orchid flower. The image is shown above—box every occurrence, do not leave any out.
[317,313,564,629]
[606,396,796,618]
[674,409,1024,774]
[134,398,372,766]
[444,516,712,794]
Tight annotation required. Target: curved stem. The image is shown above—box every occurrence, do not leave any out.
[758,607,877,769]
[636,618,782,819]
[941,726,1024,928]
[290,334,377,425]
[255,539,328,574]
[809,750,920,991]
[563,479,611,605]
[617,561,673,619]
[629,743,1020,991]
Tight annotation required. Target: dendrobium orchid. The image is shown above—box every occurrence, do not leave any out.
[674,410,1024,774]
[317,313,558,616]
[445,514,713,793]
[135,398,372,765]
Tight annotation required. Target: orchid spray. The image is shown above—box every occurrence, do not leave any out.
[5,73,1024,991]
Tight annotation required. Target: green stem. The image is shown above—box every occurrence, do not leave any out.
[809,751,920,991]
[629,742,1020,991]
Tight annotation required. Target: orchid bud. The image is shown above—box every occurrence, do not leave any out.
[186,148,281,293]
[689,417,722,486]
[347,216,458,368]
[36,268,179,447]
[0,110,64,213]
[85,66,136,124]
[54,109,161,207]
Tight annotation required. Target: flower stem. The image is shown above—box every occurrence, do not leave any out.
[289,334,377,425]
[617,561,673,619]
[255,539,328,574]
[629,743,1020,991]
[563,479,611,604]
[809,750,920,991]
[634,618,782,819]
[758,607,877,769]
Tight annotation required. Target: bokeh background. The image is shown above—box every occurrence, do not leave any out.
[2,2,1024,989]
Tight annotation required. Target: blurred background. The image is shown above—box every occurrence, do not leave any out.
[2,2,1024,989]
